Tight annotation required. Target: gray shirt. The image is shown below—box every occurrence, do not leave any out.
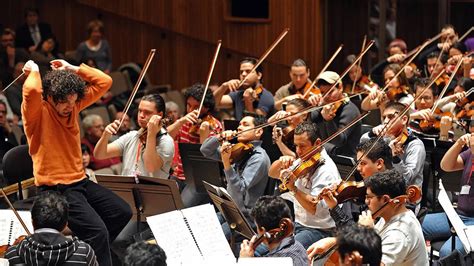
[113,129,174,179]
[361,130,426,187]
[200,136,270,213]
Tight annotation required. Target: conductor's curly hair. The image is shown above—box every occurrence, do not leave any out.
[42,70,86,103]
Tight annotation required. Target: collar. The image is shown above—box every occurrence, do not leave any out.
[34,228,62,234]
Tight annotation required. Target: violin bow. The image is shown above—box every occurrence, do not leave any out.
[2,72,25,92]
[429,38,449,80]
[350,35,367,94]
[197,40,222,115]
[231,92,366,139]
[459,26,474,42]
[237,28,290,88]
[302,44,344,99]
[344,69,447,182]
[1,188,31,236]
[431,51,474,114]
[321,40,375,99]
[118,49,156,129]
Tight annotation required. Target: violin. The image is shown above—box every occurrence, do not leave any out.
[273,124,296,145]
[228,142,254,164]
[418,108,453,132]
[344,75,376,95]
[188,114,219,136]
[385,85,410,101]
[302,82,321,99]
[138,117,172,144]
[251,218,294,249]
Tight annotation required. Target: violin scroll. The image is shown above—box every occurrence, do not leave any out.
[251,218,294,249]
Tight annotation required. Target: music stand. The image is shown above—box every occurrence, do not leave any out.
[179,143,226,193]
[203,181,255,240]
[223,119,239,131]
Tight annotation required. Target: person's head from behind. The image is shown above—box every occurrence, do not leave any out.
[239,57,262,88]
[184,83,215,116]
[294,121,320,157]
[237,115,266,143]
[81,143,91,169]
[251,196,292,245]
[124,241,167,266]
[31,191,68,231]
[285,98,310,126]
[337,224,382,266]
[137,94,166,129]
[87,19,104,42]
[414,78,439,110]
[356,139,392,179]
[364,169,406,216]
[289,59,310,89]
[42,70,86,117]
[83,114,104,142]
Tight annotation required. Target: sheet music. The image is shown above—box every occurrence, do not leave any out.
[182,204,234,259]
[437,180,472,252]
[146,209,202,263]
[0,210,33,245]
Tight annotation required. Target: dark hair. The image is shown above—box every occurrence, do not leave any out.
[31,191,69,231]
[87,19,104,36]
[287,98,311,111]
[36,35,59,57]
[294,121,319,143]
[385,101,410,125]
[81,143,90,154]
[356,139,393,169]
[251,196,292,230]
[336,224,382,266]
[24,7,39,18]
[2,28,15,38]
[124,241,167,266]
[388,38,408,54]
[383,64,410,89]
[42,70,86,104]
[450,42,467,54]
[364,169,406,198]
[184,83,215,112]
[458,77,474,91]
[141,94,166,116]
[240,57,263,74]
[251,115,267,128]
[414,77,439,97]
[291,58,308,69]
[427,51,448,64]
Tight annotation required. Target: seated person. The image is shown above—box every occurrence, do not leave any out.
[269,121,341,248]
[5,191,98,265]
[361,101,426,188]
[81,114,121,171]
[94,94,175,178]
[200,115,270,216]
[422,133,474,258]
[359,169,428,265]
[124,241,167,266]
[214,57,275,120]
[270,98,311,157]
[273,58,312,110]
[239,195,308,265]
[310,71,361,157]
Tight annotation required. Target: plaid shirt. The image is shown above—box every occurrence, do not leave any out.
[266,236,308,266]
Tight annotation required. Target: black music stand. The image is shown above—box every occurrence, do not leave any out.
[203,181,255,241]
[179,143,226,193]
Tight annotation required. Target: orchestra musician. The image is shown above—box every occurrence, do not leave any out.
[268,121,341,249]
[94,94,175,179]
[21,59,131,266]
[213,57,275,120]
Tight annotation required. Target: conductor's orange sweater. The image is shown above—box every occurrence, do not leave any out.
[22,64,112,186]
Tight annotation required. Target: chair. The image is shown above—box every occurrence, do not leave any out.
[2,145,34,209]
[360,124,373,137]
[109,71,132,97]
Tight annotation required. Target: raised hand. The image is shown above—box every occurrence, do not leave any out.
[50,59,79,72]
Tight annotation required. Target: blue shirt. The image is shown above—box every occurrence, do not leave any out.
[229,88,275,120]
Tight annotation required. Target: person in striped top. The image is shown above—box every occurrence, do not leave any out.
[167,83,222,207]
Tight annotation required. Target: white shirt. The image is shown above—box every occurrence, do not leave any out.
[292,149,341,229]
[375,210,428,266]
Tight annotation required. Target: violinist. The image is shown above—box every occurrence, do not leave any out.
[200,115,270,216]
[214,57,275,120]
[274,59,317,109]
[418,25,459,70]
[422,133,474,258]
[426,52,455,91]
[358,170,428,265]
[5,192,98,265]
[310,71,361,157]
[362,64,414,112]
[95,94,175,179]
[268,121,341,248]
[270,98,311,157]
[239,196,308,265]
[362,102,426,188]
[167,83,223,207]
